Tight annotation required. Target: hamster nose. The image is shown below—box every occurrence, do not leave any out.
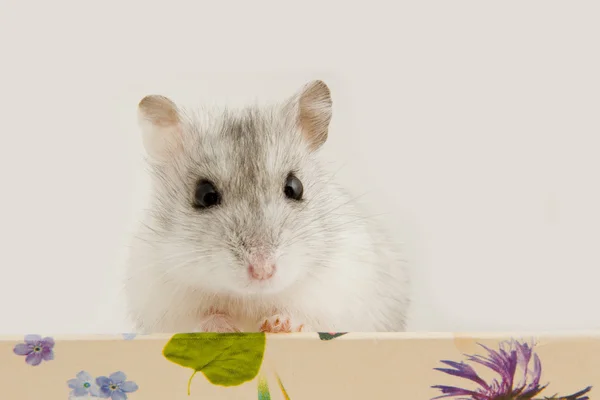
[248,263,276,281]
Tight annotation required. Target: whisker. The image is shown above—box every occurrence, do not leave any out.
[281,191,370,247]
[127,249,215,274]
[283,213,392,248]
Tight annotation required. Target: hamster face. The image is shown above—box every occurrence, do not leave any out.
[145,105,336,296]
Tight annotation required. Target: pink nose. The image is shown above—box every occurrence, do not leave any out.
[248,263,276,281]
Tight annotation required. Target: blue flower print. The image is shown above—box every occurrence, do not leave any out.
[68,371,99,397]
[13,334,55,366]
[96,371,139,400]
[121,333,137,340]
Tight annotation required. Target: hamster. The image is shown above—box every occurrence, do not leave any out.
[124,80,410,333]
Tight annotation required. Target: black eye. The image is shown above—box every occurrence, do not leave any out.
[193,180,221,209]
[284,174,303,201]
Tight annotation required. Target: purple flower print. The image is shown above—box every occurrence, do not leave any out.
[13,334,55,366]
[68,371,100,397]
[96,371,139,400]
[67,371,139,399]
[432,338,592,400]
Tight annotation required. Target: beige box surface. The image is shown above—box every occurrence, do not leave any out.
[1,332,597,399]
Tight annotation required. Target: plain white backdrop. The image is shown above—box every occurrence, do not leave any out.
[0,1,599,334]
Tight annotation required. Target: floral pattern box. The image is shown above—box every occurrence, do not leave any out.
[1,332,598,399]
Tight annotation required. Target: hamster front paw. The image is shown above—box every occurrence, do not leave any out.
[195,311,240,333]
[259,315,310,333]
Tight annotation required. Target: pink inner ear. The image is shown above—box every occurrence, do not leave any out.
[139,95,180,127]
[297,81,332,150]
[138,95,184,161]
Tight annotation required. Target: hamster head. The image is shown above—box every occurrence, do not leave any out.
[137,81,341,296]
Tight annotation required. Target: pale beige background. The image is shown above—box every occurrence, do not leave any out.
[1,334,598,399]
[0,1,599,334]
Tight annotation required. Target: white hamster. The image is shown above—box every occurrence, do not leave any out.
[124,80,409,333]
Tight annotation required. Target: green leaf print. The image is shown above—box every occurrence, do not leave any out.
[257,374,271,400]
[163,332,266,394]
[257,373,291,400]
[317,332,347,340]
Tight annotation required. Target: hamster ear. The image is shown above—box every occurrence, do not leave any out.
[137,95,183,162]
[287,80,332,151]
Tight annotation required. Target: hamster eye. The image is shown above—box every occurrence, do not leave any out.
[193,180,221,209]
[284,174,303,201]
